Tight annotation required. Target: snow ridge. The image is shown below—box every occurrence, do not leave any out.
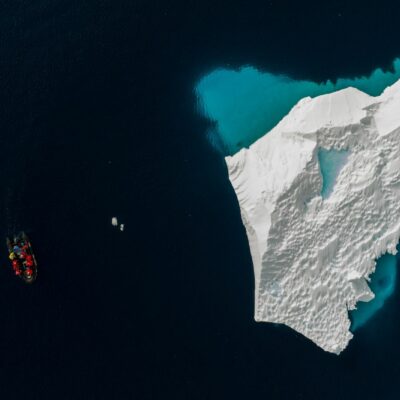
[226,83,400,354]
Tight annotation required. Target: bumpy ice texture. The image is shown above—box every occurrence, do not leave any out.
[226,79,400,354]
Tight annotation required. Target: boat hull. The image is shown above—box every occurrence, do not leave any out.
[6,232,38,284]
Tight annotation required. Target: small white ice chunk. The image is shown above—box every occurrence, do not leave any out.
[120,224,124,232]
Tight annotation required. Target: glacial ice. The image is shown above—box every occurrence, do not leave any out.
[225,80,400,354]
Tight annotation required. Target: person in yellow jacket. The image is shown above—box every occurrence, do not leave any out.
[9,252,15,260]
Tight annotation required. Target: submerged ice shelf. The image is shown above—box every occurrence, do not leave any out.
[196,59,400,154]
[224,80,400,354]
[350,253,397,331]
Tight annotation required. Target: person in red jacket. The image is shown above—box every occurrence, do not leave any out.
[12,259,21,275]
[25,255,34,268]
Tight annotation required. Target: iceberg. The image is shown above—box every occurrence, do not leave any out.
[226,79,400,354]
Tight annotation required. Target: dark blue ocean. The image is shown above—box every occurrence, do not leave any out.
[0,1,400,399]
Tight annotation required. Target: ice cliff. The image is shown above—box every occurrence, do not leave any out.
[226,79,400,354]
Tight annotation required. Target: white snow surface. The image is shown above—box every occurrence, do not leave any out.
[225,79,400,354]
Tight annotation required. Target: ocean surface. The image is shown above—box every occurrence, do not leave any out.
[1,1,400,399]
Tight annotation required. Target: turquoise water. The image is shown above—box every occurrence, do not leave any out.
[195,59,400,154]
[318,149,349,198]
[351,254,397,331]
